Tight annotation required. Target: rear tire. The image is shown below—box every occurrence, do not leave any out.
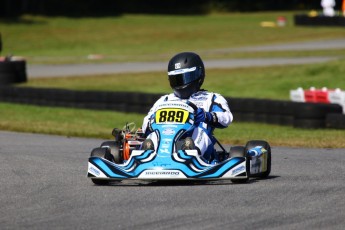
[229,146,249,183]
[245,140,271,178]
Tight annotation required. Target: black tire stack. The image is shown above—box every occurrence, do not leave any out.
[228,97,343,129]
[0,86,344,129]
[0,60,27,84]
[0,33,27,85]
[294,14,345,27]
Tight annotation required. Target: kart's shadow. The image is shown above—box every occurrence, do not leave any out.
[108,180,232,187]
[102,175,279,187]
[248,175,280,184]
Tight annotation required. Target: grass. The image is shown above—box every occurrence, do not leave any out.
[20,58,345,100]
[1,12,345,63]
[0,102,142,139]
[1,102,345,148]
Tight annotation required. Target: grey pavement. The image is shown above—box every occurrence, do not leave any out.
[1,131,345,230]
[27,38,345,78]
[209,38,345,53]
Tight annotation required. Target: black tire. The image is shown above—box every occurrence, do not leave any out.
[0,60,27,84]
[326,113,345,129]
[245,140,271,178]
[273,100,295,116]
[279,115,294,126]
[91,178,109,185]
[229,146,246,158]
[240,113,256,122]
[232,112,244,122]
[90,147,109,185]
[293,102,342,119]
[0,72,14,84]
[90,147,107,158]
[293,118,325,129]
[229,146,249,183]
[227,97,244,113]
[100,141,123,163]
[265,114,281,125]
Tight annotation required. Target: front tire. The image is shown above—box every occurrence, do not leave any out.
[245,140,271,178]
[90,147,107,157]
[91,178,109,185]
[100,141,123,163]
[90,147,109,185]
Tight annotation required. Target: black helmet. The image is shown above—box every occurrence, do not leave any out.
[167,52,205,99]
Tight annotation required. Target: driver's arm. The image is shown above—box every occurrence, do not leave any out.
[195,94,233,129]
[142,96,166,136]
[210,94,233,128]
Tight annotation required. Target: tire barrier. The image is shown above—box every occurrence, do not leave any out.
[294,14,345,27]
[326,113,345,129]
[0,86,344,129]
[0,86,161,114]
[0,60,27,84]
[228,98,295,126]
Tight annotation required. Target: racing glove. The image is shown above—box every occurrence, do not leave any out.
[195,108,217,126]
[247,146,267,158]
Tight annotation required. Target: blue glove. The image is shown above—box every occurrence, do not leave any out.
[195,108,213,125]
[247,146,267,157]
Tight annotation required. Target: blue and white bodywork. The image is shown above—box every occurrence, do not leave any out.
[87,101,248,181]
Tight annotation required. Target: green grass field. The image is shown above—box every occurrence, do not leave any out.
[1,12,345,147]
[1,12,345,63]
[20,58,345,100]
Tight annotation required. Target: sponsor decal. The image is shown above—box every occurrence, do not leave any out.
[250,158,262,174]
[157,103,189,109]
[145,171,180,176]
[159,148,170,154]
[162,128,176,135]
[162,138,172,145]
[139,170,186,178]
[89,166,101,176]
[169,67,196,75]
[196,130,204,144]
[153,162,171,167]
[190,96,208,101]
[162,125,178,128]
[162,144,170,148]
[232,165,246,176]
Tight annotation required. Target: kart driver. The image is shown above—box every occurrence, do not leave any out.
[141,52,233,163]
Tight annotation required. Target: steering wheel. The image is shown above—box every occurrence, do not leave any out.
[186,101,198,116]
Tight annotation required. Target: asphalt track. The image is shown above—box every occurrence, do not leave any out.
[1,131,345,230]
[27,38,345,78]
[3,39,345,229]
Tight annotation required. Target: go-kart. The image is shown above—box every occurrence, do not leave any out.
[87,101,271,185]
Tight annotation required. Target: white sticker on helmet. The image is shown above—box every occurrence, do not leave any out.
[175,63,181,69]
[168,67,196,75]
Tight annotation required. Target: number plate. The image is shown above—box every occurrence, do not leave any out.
[155,108,189,124]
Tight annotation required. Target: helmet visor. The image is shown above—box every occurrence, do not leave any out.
[168,67,201,88]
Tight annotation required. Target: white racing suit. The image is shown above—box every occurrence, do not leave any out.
[142,90,233,161]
